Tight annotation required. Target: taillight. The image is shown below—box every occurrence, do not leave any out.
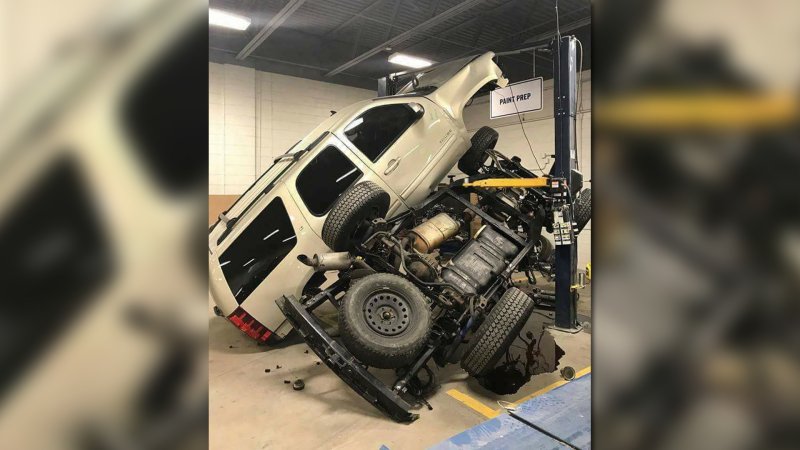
[227,307,272,342]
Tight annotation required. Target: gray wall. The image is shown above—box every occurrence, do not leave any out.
[209,63,374,195]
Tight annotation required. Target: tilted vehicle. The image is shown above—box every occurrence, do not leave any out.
[208,52,508,341]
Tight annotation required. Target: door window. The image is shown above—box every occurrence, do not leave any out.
[295,145,362,216]
[343,104,420,162]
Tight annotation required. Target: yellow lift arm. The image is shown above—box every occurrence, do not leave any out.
[462,177,549,188]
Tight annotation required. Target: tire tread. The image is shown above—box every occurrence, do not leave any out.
[458,126,499,175]
[339,273,431,368]
[461,287,535,376]
[573,188,591,233]
[322,181,389,251]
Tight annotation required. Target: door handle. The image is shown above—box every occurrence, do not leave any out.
[384,158,401,175]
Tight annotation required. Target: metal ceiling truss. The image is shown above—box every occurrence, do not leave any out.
[325,0,388,37]
[237,0,308,60]
[325,0,488,77]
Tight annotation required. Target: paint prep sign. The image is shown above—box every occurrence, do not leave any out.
[490,78,543,119]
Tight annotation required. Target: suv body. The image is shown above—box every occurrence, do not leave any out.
[209,52,507,340]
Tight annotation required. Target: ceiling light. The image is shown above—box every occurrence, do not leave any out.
[209,9,251,30]
[388,53,434,69]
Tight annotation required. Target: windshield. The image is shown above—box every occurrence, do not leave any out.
[396,55,479,95]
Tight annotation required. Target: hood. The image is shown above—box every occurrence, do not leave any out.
[396,52,508,121]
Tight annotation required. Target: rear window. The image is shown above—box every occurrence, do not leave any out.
[296,146,362,216]
[219,198,296,303]
[343,104,419,162]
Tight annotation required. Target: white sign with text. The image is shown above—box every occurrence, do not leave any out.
[490,78,543,119]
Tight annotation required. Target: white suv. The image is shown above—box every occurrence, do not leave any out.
[209,52,507,341]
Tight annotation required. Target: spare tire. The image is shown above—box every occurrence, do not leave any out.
[339,273,432,368]
[322,181,390,251]
[458,126,499,175]
[461,287,535,377]
[573,188,591,233]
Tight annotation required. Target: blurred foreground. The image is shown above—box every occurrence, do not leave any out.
[0,0,207,448]
[593,0,800,449]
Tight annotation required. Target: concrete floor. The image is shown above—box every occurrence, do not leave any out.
[209,281,591,450]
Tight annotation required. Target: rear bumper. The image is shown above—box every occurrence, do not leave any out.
[275,295,418,423]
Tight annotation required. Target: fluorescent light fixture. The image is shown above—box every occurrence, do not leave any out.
[388,53,434,69]
[209,9,251,30]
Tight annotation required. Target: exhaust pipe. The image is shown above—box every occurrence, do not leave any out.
[298,252,355,272]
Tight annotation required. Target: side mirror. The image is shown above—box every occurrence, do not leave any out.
[410,103,424,119]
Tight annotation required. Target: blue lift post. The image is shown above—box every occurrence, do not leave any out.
[552,35,580,330]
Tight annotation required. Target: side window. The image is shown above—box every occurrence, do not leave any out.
[219,197,296,303]
[295,146,362,216]
[343,104,420,162]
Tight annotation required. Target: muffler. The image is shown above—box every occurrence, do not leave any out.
[409,213,460,253]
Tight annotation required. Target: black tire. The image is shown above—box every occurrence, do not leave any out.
[322,181,390,251]
[339,273,432,369]
[535,235,554,263]
[458,126,499,175]
[461,287,535,377]
[573,188,591,232]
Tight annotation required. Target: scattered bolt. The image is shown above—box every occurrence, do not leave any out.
[304,349,309,354]
[293,379,305,391]
[276,365,282,369]
[264,369,271,373]
[228,345,235,349]
[283,380,291,384]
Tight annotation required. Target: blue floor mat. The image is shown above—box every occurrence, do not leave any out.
[431,374,591,449]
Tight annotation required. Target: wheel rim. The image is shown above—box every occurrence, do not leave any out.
[364,289,411,336]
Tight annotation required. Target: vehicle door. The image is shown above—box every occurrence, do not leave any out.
[336,99,454,203]
[285,133,400,237]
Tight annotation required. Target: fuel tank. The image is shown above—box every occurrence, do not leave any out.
[441,225,518,295]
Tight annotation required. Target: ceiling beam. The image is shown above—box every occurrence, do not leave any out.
[337,13,490,54]
[384,0,403,40]
[450,8,589,61]
[236,0,308,60]
[325,0,488,77]
[325,0,387,36]
[399,0,524,57]
[443,0,523,38]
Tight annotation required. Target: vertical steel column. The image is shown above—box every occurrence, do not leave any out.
[552,35,579,329]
